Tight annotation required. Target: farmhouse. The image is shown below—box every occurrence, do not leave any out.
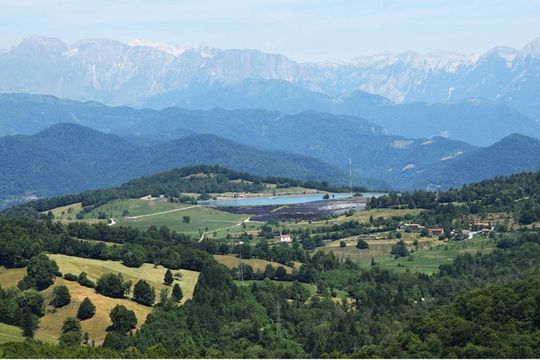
[473,221,492,230]
[429,228,444,236]
[280,233,292,243]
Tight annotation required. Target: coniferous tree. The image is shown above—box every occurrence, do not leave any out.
[163,269,173,286]
[171,283,183,302]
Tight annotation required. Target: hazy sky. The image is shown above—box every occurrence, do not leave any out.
[1,0,540,61]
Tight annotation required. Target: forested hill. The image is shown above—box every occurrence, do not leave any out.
[0,123,367,209]
[368,171,540,226]
[8,165,364,214]
[401,133,540,189]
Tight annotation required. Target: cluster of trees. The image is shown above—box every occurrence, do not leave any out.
[0,215,214,275]
[368,171,540,226]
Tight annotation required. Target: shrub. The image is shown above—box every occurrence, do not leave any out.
[63,273,78,281]
[51,285,71,308]
[96,273,131,298]
[356,239,369,249]
[77,272,96,288]
[77,297,96,320]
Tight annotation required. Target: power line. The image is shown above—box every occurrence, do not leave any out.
[239,251,244,283]
[276,301,282,338]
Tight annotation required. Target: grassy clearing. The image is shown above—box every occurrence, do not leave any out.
[49,254,199,301]
[83,198,250,235]
[214,255,294,273]
[0,267,27,288]
[43,202,104,224]
[321,236,496,275]
[37,278,152,345]
[0,255,200,345]
[85,199,183,219]
[115,205,249,235]
[0,323,53,344]
[210,221,263,239]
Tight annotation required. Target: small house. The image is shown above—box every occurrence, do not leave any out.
[280,233,292,243]
[429,228,444,236]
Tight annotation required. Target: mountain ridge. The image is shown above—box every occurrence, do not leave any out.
[0,123,360,208]
[2,35,540,119]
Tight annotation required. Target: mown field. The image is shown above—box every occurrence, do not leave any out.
[88,199,251,236]
[214,254,295,273]
[321,235,496,275]
[45,198,252,236]
[0,254,200,345]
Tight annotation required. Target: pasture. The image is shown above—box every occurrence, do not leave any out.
[84,199,250,236]
[48,254,199,301]
[321,236,496,275]
[0,254,200,344]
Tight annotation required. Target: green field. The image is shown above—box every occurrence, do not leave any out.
[321,236,496,275]
[0,323,53,344]
[214,254,295,273]
[83,199,250,236]
[283,208,423,231]
[0,254,200,345]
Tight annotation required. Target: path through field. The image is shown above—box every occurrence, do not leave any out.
[199,217,251,242]
[125,205,200,219]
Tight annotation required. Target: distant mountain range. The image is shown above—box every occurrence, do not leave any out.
[1,36,540,145]
[2,36,539,115]
[0,123,354,208]
[2,95,540,205]
[0,94,476,189]
[144,80,540,146]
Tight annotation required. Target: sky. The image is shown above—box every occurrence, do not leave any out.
[1,0,540,61]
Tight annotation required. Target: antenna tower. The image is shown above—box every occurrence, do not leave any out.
[348,157,352,192]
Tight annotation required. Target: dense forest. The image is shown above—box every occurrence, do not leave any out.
[1,171,540,358]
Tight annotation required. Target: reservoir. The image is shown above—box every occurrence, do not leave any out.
[199,192,385,207]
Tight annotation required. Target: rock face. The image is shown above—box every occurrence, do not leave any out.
[2,36,540,119]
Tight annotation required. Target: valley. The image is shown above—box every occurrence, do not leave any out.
[1,11,540,358]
